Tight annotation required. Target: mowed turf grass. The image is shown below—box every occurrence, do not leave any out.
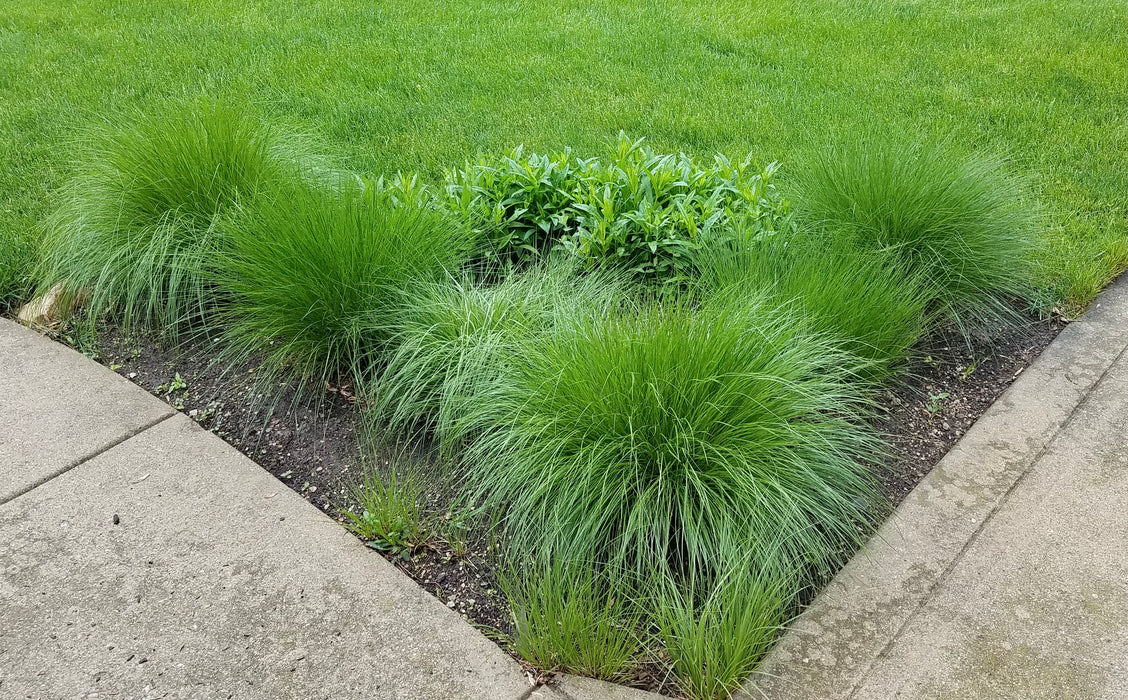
[0,0,1124,308]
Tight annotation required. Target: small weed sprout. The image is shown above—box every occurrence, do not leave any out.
[960,361,980,381]
[168,373,187,393]
[926,392,951,416]
[437,510,472,560]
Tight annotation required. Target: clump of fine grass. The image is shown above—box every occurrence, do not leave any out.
[793,139,1039,334]
[501,558,642,682]
[652,566,791,700]
[215,178,473,391]
[35,99,306,336]
[695,227,933,380]
[464,293,885,589]
[342,464,429,560]
[368,263,626,452]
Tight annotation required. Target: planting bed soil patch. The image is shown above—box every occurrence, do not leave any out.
[77,312,1063,694]
[874,316,1064,503]
[93,330,514,639]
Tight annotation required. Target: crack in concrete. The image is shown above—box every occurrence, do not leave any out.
[0,409,177,508]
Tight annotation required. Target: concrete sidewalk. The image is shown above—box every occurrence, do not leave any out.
[0,320,655,700]
[751,274,1128,699]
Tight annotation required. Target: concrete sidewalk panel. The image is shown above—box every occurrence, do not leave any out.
[556,674,668,699]
[0,413,530,699]
[748,274,1128,699]
[0,319,175,503]
[852,348,1128,699]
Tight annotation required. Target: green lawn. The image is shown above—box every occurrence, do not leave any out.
[1,0,1124,308]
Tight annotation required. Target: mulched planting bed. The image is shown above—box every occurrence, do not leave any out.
[86,313,1062,694]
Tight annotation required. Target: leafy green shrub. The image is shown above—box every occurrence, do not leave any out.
[442,135,793,282]
[502,558,642,681]
[652,568,790,700]
[369,263,625,452]
[216,178,472,388]
[364,171,438,210]
[464,294,884,589]
[695,228,933,379]
[559,137,790,282]
[444,148,580,263]
[36,100,304,336]
[794,140,1038,332]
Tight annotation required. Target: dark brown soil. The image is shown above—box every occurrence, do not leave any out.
[85,313,1064,696]
[875,317,1064,504]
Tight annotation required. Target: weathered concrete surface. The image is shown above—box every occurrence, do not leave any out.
[851,346,1128,698]
[0,319,175,504]
[748,273,1128,700]
[0,414,531,699]
[555,674,668,699]
[531,674,668,700]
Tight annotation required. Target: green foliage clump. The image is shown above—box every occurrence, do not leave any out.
[343,466,428,560]
[444,147,580,263]
[442,135,793,281]
[652,568,790,700]
[36,100,303,335]
[216,179,472,387]
[502,559,641,682]
[455,291,877,694]
[794,140,1038,332]
[369,263,625,452]
[464,295,884,588]
[695,229,933,378]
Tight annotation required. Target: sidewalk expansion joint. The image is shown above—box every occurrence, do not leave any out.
[845,339,1128,699]
[0,409,177,508]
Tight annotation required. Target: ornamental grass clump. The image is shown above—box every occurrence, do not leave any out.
[694,229,933,379]
[369,263,625,452]
[651,565,792,700]
[36,100,305,336]
[465,294,885,589]
[794,140,1038,333]
[216,178,472,390]
[501,558,642,682]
